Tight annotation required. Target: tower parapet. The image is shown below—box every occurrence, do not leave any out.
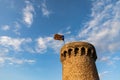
[60,42,97,62]
[60,42,99,80]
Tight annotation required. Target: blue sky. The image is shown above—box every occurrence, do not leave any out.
[0,0,120,80]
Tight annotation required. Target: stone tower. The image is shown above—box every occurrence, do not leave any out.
[60,42,99,80]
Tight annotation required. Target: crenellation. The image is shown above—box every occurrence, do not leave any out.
[87,48,91,56]
[60,44,97,62]
[74,47,79,56]
[68,49,72,58]
[81,47,85,55]
[63,51,67,58]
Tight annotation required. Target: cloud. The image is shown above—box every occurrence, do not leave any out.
[0,57,5,64]
[13,22,21,35]
[99,56,113,65]
[22,1,35,27]
[1,25,10,31]
[41,0,51,17]
[0,35,63,66]
[0,36,32,51]
[35,37,48,53]
[99,56,120,66]
[35,36,64,53]
[7,58,36,65]
[78,0,120,54]
[100,56,110,62]
[0,36,35,66]
[99,71,110,80]
[113,56,120,61]
[61,26,72,35]
[0,48,9,56]
[1,23,21,35]
[0,57,36,65]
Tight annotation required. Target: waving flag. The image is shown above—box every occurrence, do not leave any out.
[54,34,64,41]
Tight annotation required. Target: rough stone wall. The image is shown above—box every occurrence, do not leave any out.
[60,42,99,80]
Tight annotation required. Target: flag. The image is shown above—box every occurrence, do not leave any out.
[54,34,64,41]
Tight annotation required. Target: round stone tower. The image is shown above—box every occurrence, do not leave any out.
[60,42,99,80]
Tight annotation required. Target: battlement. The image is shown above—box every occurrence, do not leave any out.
[60,42,97,62]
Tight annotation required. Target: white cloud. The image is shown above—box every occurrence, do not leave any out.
[35,36,64,53]
[25,46,36,53]
[0,35,62,65]
[99,71,110,80]
[0,57,5,64]
[0,57,36,65]
[7,58,36,65]
[35,37,48,53]
[78,0,120,54]
[1,25,10,31]
[64,26,72,35]
[0,36,36,66]
[22,1,35,27]
[99,56,113,65]
[0,48,9,56]
[113,56,120,61]
[41,0,51,17]
[13,22,21,35]
[35,37,53,53]
[99,56,120,66]
[100,56,110,62]
[0,36,32,51]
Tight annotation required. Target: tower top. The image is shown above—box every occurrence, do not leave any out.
[60,41,97,62]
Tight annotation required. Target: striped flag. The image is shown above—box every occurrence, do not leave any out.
[54,34,64,41]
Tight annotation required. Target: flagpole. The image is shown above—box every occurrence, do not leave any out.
[63,39,65,45]
[63,35,65,45]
